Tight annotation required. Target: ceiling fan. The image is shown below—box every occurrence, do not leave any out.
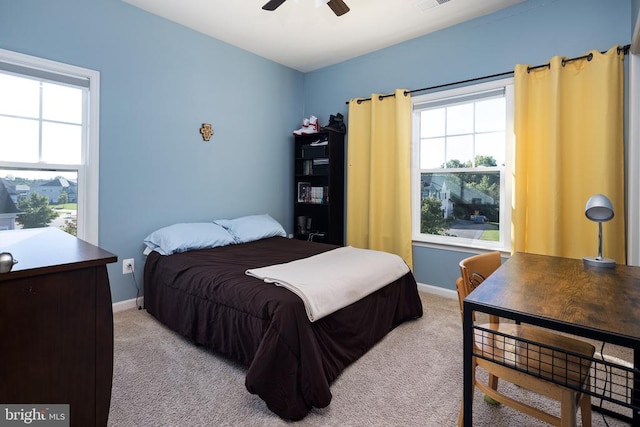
[262,0,350,17]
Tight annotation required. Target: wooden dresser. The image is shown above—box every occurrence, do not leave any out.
[0,227,117,427]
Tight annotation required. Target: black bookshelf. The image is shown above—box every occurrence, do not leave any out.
[293,129,344,245]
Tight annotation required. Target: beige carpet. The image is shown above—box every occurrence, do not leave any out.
[108,292,631,426]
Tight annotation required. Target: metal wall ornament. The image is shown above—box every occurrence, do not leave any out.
[200,123,214,141]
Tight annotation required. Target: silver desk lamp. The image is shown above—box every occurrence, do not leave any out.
[583,194,616,268]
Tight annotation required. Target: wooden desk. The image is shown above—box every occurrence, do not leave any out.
[0,228,117,427]
[463,252,640,426]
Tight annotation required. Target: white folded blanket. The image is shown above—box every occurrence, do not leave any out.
[245,246,409,322]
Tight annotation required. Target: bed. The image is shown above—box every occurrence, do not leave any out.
[142,216,423,420]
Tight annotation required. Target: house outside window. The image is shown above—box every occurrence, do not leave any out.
[411,78,514,251]
[0,49,100,244]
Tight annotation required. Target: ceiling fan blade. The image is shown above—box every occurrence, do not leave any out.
[262,0,287,11]
[327,0,350,16]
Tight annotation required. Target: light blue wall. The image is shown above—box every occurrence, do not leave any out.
[303,0,632,291]
[0,0,304,303]
[0,0,634,301]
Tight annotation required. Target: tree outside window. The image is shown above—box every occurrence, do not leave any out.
[16,192,57,229]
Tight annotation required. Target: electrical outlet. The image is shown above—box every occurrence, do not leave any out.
[122,258,134,274]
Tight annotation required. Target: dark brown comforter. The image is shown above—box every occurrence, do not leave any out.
[143,237,423,420]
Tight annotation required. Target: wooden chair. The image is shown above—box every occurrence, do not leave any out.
[457,251,594,427]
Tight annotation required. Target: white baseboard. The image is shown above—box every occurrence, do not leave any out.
[113,297,144,313]
[416,282,457,300]
[112,284,454,312]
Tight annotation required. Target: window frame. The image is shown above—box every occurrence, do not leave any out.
[0,48,100,245]
[411,78,514,252]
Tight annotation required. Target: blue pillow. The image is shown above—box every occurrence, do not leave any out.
[144,222,236,255]
[214,214,286,244]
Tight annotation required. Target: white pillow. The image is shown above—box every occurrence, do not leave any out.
[144,222,236,255]
[214,214,286,244]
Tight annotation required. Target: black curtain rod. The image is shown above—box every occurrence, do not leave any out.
[345,44,631,105]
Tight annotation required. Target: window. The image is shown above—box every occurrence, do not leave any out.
[0,49,100,244]
[411,78,513,250]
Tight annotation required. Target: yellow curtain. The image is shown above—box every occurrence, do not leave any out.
[513,46,625,263]
[346,89,413,269]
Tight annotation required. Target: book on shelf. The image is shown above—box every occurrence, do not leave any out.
[297,182,311,203]
[309,186,329,204]
[303,160,313,175]
[297,183,329,204]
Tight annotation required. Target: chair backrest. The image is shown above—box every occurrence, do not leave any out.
[457,251,502,323]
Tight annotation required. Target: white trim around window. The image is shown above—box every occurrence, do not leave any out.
[628,14,640,266]
[0,48,100,245]
[411,78,514,253]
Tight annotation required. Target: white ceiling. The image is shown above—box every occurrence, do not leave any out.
[123,0,525,73]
